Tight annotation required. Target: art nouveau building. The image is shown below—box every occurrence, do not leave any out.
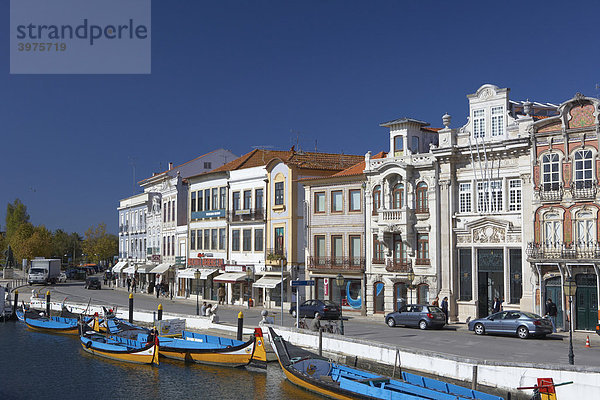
[527,93,600,331]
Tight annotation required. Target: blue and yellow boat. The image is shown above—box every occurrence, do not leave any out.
[16,308,90,335]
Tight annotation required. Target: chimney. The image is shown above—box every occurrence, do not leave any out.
[168,162,173,170]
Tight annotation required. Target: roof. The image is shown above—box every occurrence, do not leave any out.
[300,151,387,183]
[212,148,363,173]
[379,117,429,128]
[421,127,442,133]
[138,149,223,184]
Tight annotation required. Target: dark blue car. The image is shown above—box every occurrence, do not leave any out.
[385,304,446,330]
[292,299,341,320]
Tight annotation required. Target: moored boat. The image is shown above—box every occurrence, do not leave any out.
[268,327,503,400]
[80,325,159,366]
[16,307,91,335]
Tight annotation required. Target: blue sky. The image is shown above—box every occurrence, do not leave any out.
[2,1,599,235]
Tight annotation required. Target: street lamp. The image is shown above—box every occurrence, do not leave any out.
[246,267,253,309]
[335,274,345,335]
[195,269,201,316]
[563,277,577,365]
[407,270,415,304]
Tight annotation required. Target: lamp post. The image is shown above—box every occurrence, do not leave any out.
[246,267,252,309]
[195,269,201,316]
[407,271,415,304]
[335,274,345,335]
[563,277,577,365]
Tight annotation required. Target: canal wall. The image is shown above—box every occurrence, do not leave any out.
[269,325,600,400]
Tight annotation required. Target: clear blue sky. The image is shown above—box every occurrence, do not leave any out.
[2,1,599,235]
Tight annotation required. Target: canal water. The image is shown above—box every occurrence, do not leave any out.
[0,322,320,400]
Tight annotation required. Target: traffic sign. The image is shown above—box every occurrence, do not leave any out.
[291,280,315,287]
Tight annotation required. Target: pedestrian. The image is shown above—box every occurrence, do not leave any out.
[546,298,558,333]
[155,283,160,299]
[205,303,212,317]
[217,285,226,305]
[310,313,322,332]
[492,297,503,313]
[126,277,131,292]
[201,302,207,316]
[103,274,107,286]
[441,297,449,323]
[132,277,137,293]
[431,296,439,307]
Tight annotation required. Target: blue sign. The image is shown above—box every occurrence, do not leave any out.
[291,280,315,287]
[191,209,226,219]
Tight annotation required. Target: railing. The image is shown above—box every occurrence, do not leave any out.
[308,256,365,271]
[372,257,386,265]
[570,182,597,199]
[536,184,563,201]
[266,248,287,265]
[385,259,412,272]
[415,207,429,214]
[526,241,600,259]
[415,258,430,266]
[228,208,265,222]
[380,209,405,222]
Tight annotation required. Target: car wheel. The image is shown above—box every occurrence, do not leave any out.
[419,320,428,330]
[291,310,297,318]
[517,326,529,339]
[386,318,396,327]
[474,323,485,335]
[314,312,321,319]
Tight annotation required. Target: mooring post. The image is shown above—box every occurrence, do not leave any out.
[237,311,244,341]
[46,291,51,316]
[392,349,401,378]
[472,365,478,390]
[158,303,163,321]
[129,293,134,323]
[318,328,323,356]
[12,290,19,315]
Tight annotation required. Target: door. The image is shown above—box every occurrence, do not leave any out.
[374,282,385,313]
[394,282,407,311]
[545,279,564,330]
[499,311,522,333]
[486,311,507,333]
[576,286,598,331]
[477,249,504,318]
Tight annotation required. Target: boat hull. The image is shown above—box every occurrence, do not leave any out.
[80,335,159,366]
[17,310,84,335]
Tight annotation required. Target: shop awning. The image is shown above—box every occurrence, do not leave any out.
[213,272,249,283]
[252,276,282,289]
[151,263,172,274]
[136,264,155,273]
[112,261,127,273]
[122,265,136,274]
[177,268,218,280]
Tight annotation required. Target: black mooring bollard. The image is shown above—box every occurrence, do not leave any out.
[46,291,51,316]
[318,328,323,356]
[129,293,134,323]
[158,304,163,321]
[12,290,19,315]
[237,311,243,341]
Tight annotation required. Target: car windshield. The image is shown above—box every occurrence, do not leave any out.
[30,268,45,274]
[521,312,542,319]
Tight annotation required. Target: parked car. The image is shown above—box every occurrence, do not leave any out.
[292,299,341,320]
[385,304,446,330]
[58,272,67,283]
[467,310,552,339]
[84,277,101,290]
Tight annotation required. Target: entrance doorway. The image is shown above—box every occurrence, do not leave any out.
[394,282,407,311]
[477,249,504,318]
[374,282,385,313]
[576,274,598,331]
[544,277,564,330]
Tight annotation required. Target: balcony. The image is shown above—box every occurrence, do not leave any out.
[415,258,430,266]
[385,259,412,273]
[526,241,600,260]
[536,184,563,202]
[266,248,287,266]
[229,208,265,222]
[308,256,365,272]
[570,182,597,200]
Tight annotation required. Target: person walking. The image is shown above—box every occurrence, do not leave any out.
[155,283,160,299]
[132,277,137,293]
[217,285,226,305]
[310,313,322,332]
[441,297,449,323]
[546,298,558,333]
[126,277,131,292]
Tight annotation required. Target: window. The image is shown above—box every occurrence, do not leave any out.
[349,189,361,211]
[372,185,381,214]
[274,182,284,205]
[393,183,404,209]
[509,249,522,304]
[314,235,325,264]
[211,229,217,250]
[204,229,210,250]
[477,180,502,212]
[332,235,343,265]
[197,230,203,250]
[542,153,560,191]
[574,149,593,189]
[491,106,504,137]
[314,192,326,213]
[243,190,252,210]
[190,230,196,250]
[543,213,561,247]
[349,235,361,265]
[473,109,485,138]
[274,227,284,254]
[219,187,226,209]
[164,202,168,222]
[373,234,385,263]
[191,192,197,212]
[331,191,343,213]
[165,236,169,255]
[219,228,226,250]
[212,188,218,211]
[411,136,420,153]
[394,239,408,263]
[243,229,252,251]
[171,235,174,255]
[394,136,404,157]
[508,179,522,211]
[204,162,212,169]
[204,189,210,211]
[459,249,472,301]
[198,190,203,212]
[171,201,175,221]
[416,182,428,213]
[255,188,263,210]
[416,234,429,264]
[575,211,595,246]
[254,228,263,251]
[233,192,240,211]
[459,183,471,213]
[232,230,240,251]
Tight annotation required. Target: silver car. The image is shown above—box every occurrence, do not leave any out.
[385,304,446,330]
[468,310,553,339]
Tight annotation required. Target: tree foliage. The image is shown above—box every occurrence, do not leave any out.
[83,223,118,263]
[6,198,30,240]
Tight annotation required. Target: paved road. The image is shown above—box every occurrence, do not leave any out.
[20,279,600,368]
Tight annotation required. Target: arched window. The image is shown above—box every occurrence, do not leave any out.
[543,212,562,248]
[393,282,407,311]
[374,282,385,313]
[574,149,593,189]
[372,185,381,215]
[574,210,596,247]
[416,182,428,213]
[393,183,404,209]
[541,153,560,191]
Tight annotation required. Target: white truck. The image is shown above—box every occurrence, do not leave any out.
[28,258,61,285]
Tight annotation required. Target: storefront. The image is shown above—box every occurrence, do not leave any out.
[213,271,252,305]
[252,276,282,307]
[176,268,218,300]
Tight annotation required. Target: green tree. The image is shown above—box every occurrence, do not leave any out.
[9,222,34,263]
[22,225,53,260]
[6,199,30,241]
[83,223,117,264]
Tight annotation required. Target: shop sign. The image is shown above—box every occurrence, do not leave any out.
[225,265,245,272]
[151,255,161,262]
[324,278,329,296]
[188,258,224,267]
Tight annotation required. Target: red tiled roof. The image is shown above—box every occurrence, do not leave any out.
[332,151,386,177]
[533,115,551,120]
[422,127,442,133]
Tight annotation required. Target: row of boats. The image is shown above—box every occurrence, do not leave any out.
[15,304,505,400]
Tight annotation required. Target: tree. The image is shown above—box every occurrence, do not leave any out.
[52,229,81,264]
[83,223,118,264]
[6,199,30,241]
[22,225,53,260]
[9,222,34,263]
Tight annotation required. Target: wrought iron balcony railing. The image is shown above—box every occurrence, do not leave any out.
[308,256,365,271]
[536,183,563,201]
[570,181,597,199]
[526,241,600,259]
[415,258,430,266]
[385,259,412,272]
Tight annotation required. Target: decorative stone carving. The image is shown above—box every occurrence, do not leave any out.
[506,234,521,243]
[479,88,494,100]
[472,226,505,243]
[456,234,471,244]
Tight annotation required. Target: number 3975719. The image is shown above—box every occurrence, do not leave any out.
[17,43,67,51]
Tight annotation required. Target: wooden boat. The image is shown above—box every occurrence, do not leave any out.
[80,325,159,366]
[149,328,267,368]
[268,327,503,400]
[16,308,91,335]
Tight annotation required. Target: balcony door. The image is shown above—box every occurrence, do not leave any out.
[393,235,407,265]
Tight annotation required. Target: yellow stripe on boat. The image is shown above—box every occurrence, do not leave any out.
[81,342,158,365]
[279,360,357,400]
